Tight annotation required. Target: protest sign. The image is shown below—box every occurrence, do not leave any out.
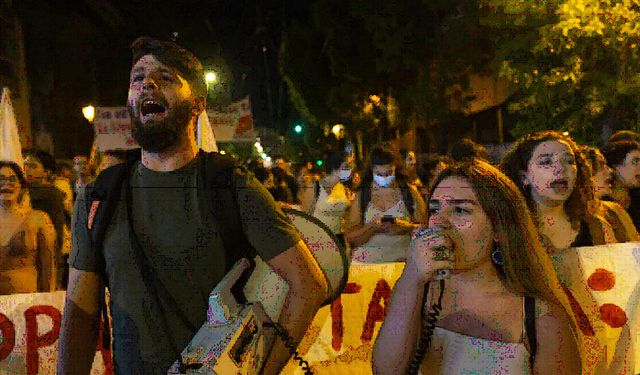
[0,291,111,374]
[207,97,255,142]
[93,107,138,152]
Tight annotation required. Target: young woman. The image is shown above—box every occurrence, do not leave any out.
[500,131,615,254]
[0,161,56,294]
[373,160,580,374]
[299,150,356,247]
[347,146,426,263]
[581,145,639,242]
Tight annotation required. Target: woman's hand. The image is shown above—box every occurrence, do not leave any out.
[403,225,454,285]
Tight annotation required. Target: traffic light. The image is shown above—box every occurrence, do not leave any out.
[293,121,304,134]
[316,160,323,167]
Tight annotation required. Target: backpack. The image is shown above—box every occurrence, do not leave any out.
[85,150,256,352]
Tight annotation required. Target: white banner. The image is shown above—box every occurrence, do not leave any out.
[207,97,255,142]
[282,243,640,375]
[93,107,138,152]
[0,291,111,374]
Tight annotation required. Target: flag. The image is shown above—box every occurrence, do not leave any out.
[197,109,218,152]
[0,87,23,171]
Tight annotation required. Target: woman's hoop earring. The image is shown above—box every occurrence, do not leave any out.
[491,243,504,266]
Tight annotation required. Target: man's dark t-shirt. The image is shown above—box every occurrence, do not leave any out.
[28,182,66,249]
[69,155,301,374]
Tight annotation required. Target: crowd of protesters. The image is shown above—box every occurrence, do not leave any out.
[2,34,640,374]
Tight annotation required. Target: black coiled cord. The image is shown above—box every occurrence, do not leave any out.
[405,279,446,375]
[263,321,313,375]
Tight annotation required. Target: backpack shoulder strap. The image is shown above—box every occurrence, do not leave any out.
[199,151,257,303]
[86,161,135,275]
[199,152,256,268]
[524,296,537,370]
[85,155,139,352]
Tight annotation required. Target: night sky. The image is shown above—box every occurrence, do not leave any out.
[14,0,310,157]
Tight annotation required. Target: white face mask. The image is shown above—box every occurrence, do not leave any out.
[374,174,395,187]
[338,169,352,181]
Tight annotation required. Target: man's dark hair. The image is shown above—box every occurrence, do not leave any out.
[25,149,56,173]
[602,141,640,167]
[448,138,488,162]
[131,36,207,98]
[608,130,640,144]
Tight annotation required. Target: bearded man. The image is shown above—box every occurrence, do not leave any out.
[58,37,326,374]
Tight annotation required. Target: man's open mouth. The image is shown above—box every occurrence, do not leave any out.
[140,99,167,119]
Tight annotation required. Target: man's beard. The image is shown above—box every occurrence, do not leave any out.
[128,99,193,153]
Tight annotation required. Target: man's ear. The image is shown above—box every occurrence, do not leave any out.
[192,97,206,116]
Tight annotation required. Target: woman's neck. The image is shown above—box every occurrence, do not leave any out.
[452,260,506,294]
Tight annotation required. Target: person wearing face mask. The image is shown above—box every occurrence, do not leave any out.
[581,146,639,242]
[347,146,426,263]
[298,150,356,248]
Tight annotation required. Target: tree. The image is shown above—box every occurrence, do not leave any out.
[280,0,492,154]
[481,0,640,143]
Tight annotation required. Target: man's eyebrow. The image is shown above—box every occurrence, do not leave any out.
[428,199,478,205]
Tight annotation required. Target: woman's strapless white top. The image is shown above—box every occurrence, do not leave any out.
[419,326,532,375]
[352,198,411,263]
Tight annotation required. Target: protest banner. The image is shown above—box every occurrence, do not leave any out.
[0,291,110,374]
[93,107,138,152]
[0,243,637,374]
[207,97,255,142]
[282,243,640,375]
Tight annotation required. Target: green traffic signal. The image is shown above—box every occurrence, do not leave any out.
[294,124,303,134]
[316,160,323,167]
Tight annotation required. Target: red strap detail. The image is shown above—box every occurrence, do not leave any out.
[88,200,101,230]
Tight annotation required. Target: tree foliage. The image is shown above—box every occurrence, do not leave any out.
[280,0,491,149]
[481,0,640,143]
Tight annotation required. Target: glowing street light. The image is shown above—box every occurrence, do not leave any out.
[205,71,217,84]
[332,124,345,139]
[82,105,95,123]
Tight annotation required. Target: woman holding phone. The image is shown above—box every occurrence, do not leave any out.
[347,146,426,263]
[373,160,580,374]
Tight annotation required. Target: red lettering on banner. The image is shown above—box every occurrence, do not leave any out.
[330,282,362,351]
[0,313,15,360]
[97,317,114,374]
[360,279,391,343]
[25,305,61,375]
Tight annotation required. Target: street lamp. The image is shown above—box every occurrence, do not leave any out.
[332,124,345,139]
[82,105,95,123]
[205,71,217,85]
